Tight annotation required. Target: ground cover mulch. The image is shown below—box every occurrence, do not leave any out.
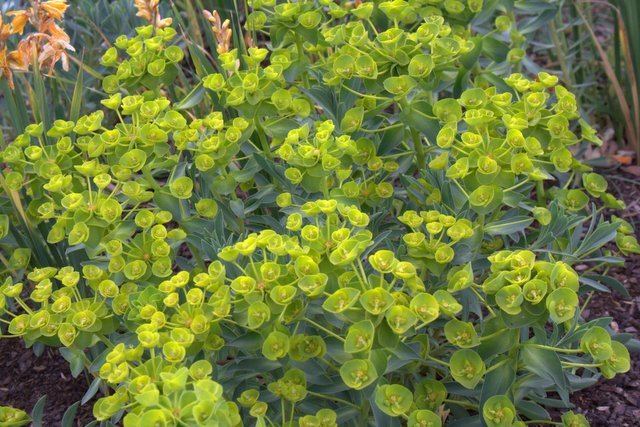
[566,171,640,426]
[570,259,640,426]
[0,338,96,425]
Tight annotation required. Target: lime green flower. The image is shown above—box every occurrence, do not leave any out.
[262,331,290,361]
[450,349,485,389]
[483,395,516,427]
[340,359,378,390]
[546,288,579,323]
[375,384,413,417]
[413,379,447,411]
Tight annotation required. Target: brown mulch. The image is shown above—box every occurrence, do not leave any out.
[0,338,95,425]
[566,171,640,426]
[571,258,640,426]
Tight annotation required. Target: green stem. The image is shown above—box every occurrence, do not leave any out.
[97,334,115,349]
[424,353,450,367]
[444,399,478,410]
[524,343,582,354]
[549,19,572,87]
[480,328,509,341]
[561,361,601,369]
[289,402,295,426]
[296,36,310,88]
[504,178,530,193]
[254,119,273,160]
[304,318,345,342]
[536,181,546,205]
[486,358,510,374]
[307,391,360,409]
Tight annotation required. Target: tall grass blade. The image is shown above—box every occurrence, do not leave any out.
[31,55,52,136]
[70,62,85,123]
[610,0,640,160]
[577,2,639,159]
[0,79,29,135]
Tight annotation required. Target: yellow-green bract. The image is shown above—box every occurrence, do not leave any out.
[0,1,636,426]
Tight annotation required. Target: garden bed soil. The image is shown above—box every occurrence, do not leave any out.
[570,258,640,426]
[0,339,96,425]
[0,172,639,426]
[557,171,640,426]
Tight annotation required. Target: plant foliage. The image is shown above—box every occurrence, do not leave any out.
[0,0,638,426]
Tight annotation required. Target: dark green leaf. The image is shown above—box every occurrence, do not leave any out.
[31,395,47,427]
[484,216,533,236]
[520,346,569,403]
[61,401,80,427]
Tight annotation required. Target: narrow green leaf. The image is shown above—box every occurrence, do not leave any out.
[480,358,516,407]
[31,395,48,427]
[61,401,80,427]
[82,377,103,405]
[484,216,534,236]
[582,273,630,298]
[175,82,205,110]
[70,64,85,123]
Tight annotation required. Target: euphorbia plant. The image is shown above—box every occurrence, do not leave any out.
[0,0,638,426]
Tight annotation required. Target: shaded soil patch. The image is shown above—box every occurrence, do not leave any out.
[0,338,96,425]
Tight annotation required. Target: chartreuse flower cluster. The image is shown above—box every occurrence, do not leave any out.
[202,46,313,122]
[0,1,636,426]
[1,198,629,425]
[95,357,241,425]
[398,209,474,271]
[0,86,253,273]
[2,266,118,348]
[0,406,29,427]
[275,120,398,203]
[100,25,185,93]
[247,0,525,87]
[427,74,626,218]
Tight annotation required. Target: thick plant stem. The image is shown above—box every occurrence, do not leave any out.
[296,36,310,88]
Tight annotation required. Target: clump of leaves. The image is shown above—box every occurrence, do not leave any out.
[0,1,637,426]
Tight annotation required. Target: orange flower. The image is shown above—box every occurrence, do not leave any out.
[9,11,29,35]
[0,47,12,83]
[40,0,69,21]
[156,16,172,29]
[134,0,172,28]
[0,0,74,88]
[134,0,156,22]
[203,10,232,54]
[1,14,14,42]
[0,47,22,88]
